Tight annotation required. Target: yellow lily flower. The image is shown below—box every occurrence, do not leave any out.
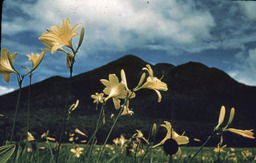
[40,39,64,54]
[70,146,84,158]
[0,48,18,82]
[113,135,127,147]
[226,128,255,139]
[152,121,189,155]
[91,93,104,104]
[41,130,49,139]
[26,51,45,73]
[215,105,226,130]
[121,69,136,98]
[27,147,32,152]
[75,128,87,137]
[216,106,255,139]
[121,100,134,116]
[39,18,83,49]
[213,144,227,153]
[46,137,56,141]
[121,104,134,116]
[27,132,35,142]
[68,100,79,112]
[119,135,127,147]
[137,64,168,102]
[100,74,127,109]
[113,137,119,145]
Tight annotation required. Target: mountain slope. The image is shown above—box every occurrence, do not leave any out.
[0,54,255,146]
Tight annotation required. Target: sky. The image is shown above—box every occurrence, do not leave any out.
[1,0,256,95]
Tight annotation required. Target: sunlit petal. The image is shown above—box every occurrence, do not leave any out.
[227,128,255,139]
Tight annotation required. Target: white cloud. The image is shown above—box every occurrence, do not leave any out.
[2,0,256,87]
[228,48,256,86]
[0,86,15,96]
[237,2,256,20]
[2,0,215,55]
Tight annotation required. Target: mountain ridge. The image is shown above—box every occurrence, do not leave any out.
[0,54,255,146]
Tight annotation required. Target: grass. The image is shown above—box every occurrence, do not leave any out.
[5,142,256,163]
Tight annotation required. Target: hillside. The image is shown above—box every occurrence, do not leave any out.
[0,54,255,146]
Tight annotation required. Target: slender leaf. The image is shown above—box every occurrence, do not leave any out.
[0,144,16,163]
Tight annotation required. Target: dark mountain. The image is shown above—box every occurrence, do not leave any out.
[0,54,255,146]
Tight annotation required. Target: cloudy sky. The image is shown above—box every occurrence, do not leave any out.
[1,0,256,95]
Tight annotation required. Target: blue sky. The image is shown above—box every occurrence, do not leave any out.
[1,0,256,95]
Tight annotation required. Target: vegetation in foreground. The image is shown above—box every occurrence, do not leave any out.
[5,142,256,163]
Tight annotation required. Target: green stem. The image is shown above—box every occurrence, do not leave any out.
[140,144,153,163]
[96,96,130,163]
[55,62,73,163]
[86,103,104,161]
[10,77,23,143]
[26,73,32,134]
[188,131,215,163]
[168,155,173,163]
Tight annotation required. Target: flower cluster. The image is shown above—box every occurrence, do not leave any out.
[0,18,84,83]
[112,130,149,156]
[91,64,168,116]
[0,48,44,83]
[38,18,84,69]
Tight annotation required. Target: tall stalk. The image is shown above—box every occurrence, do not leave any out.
[55,55,74,163]
[26,73,32,134]
[96,96,130,163]
[9,76,23,143]
[188,131,215,163]
[86,103,105,162]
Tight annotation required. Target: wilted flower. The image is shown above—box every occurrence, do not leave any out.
[100,74,128,109]
[132,130,149,144]
[27,132,35,142]
[70,146,84,158]
[39,18,83,50]
[135,64,168,102]
[152,121,189,156]
[91,93,104,104]
[0,48,18,82]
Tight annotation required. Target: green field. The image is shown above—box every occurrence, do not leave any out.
[4,142,256,163]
